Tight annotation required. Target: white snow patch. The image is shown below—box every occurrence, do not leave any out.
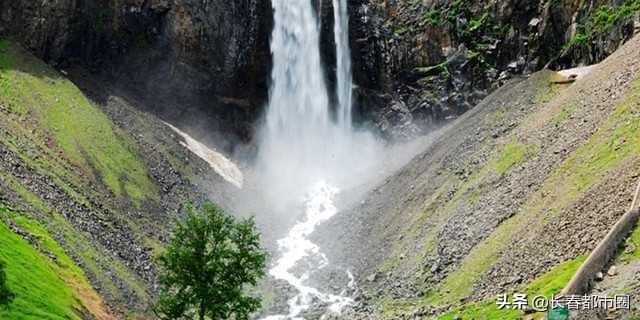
[164,122,243,189]
[557,64,597,81]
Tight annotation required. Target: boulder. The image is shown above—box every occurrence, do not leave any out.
[607,266,618,277]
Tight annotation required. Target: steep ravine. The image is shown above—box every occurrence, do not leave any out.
[317,33,640,319]
[0,39,244,318]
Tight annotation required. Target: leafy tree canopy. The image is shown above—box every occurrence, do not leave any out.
[156,203,267,320]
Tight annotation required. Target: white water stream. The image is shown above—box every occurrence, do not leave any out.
[258,0,379,318]
[263,182,355,320]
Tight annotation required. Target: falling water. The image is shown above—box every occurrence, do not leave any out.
[258,0,379,202]
[332,0,353,129]
[258,0,379,318]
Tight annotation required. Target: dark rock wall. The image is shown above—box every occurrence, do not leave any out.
[0,0,76,62]
[162,0,272,101]
[0,0,166,66]
[1,0,638,142]
[347,0,640,139]
[0,0,273,147]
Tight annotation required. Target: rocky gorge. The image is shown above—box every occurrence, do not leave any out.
[1,0,640,319]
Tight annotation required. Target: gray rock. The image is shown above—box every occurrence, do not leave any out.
[625,243,636,254]
[529,18,541,28]
[595,271,604,281]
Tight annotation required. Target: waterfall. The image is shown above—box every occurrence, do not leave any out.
[333,0,353,129]
[257,0,378,205]
[258,0,380,318]
[257,0,332,202]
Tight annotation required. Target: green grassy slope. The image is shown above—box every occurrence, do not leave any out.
[0,38,167,317]
[368,34,640,318]
[0,206,112,319]
[0,39,156,204]
[430,78,640,308]
[439,256,585,320]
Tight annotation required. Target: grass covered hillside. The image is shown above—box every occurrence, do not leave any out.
[0,38,155,318]
[0,39,156,204]
[0,206,112,320]
[322,33,640,319]
[0,39,221,318]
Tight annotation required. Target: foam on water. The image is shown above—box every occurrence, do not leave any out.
[258,0,378,317]
[263,182,354,320]
[256,0,380,206]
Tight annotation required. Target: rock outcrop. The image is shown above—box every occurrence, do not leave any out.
[347,0,640,139]
[0,0,272,146]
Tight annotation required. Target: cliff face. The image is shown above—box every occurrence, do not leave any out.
[2,0,638,142]
[0,0,166,66]
[348,0,640,139]
[0,0,272,146]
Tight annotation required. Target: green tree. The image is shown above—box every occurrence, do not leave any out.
[156,203,267,320]
[0,260,13,305]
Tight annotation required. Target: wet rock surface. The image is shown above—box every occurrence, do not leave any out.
[347,0,640,139]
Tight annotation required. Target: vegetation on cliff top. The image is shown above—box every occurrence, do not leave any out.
[413,0,510,69]
[566,0,640,50]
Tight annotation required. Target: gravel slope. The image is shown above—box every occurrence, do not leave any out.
[315,33,640,319]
